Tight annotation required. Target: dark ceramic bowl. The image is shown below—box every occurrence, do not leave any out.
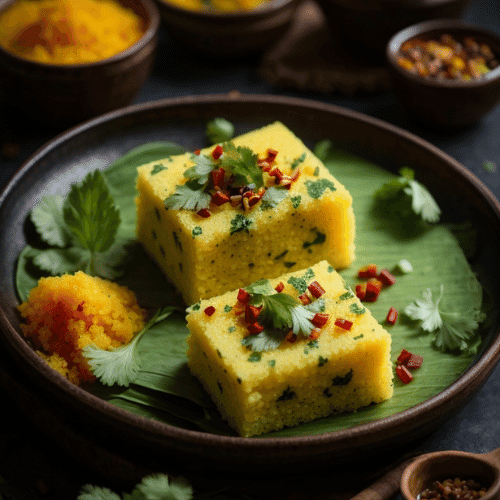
[0,0,160,128]
[153,0,298,57]
[315,0,471,62]
[386,19,500,129]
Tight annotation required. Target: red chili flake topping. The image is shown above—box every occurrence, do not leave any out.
[407,353,424,369]
[290,168,301,183]
[386,307,398,325]
[308,281,325,298]
[237,288,251,304]
[275,282,285,293]
[197,208,211,218]
[266,149,278,163]
[364,278,382,302]
[378,269,396,287]
[355,283,366,301]
[211,191,230,206]
[247,322,264,335]
[211,144,224,160]
[298,293,311,305]
[269,167,284,184]
[396,364,413,384]
[308,328,321,340]
[397,349,412,365]
[194,149,201,155]
[247,194,261,208]
[285,331,297,343]
[245,304,262,324]
[204,306,216,317]
[311,313,329,328]
[334,318,353,331]
[210,167,225,188]
[358,264,378,279]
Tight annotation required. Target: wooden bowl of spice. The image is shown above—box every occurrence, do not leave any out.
[0,0,160,127]
[386,19,500,129]
[153,0,299,57]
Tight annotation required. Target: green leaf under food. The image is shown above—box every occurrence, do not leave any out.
[30,194,71,247]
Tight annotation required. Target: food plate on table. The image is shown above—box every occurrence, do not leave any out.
[0,94,499,477]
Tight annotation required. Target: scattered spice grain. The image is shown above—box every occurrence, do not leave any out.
[419,477,487,499]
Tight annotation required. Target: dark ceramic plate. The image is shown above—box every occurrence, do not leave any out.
[1,94,500,477]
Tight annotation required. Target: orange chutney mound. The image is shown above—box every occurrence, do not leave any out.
[17,271,146,385]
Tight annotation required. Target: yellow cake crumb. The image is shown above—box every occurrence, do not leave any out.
[186,260,393,437]
[17,271,146,385]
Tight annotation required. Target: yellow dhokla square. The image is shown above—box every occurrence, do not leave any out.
[186,260,393,437]
[136,122,355,305]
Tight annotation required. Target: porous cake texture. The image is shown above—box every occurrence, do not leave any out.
[135,122,355,305]
[186,260,393,437]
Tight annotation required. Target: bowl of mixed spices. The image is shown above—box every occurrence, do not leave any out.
[0,0,160,127]
[386,19,500,128]
[153,0,299,57]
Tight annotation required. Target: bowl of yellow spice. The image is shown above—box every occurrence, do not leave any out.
[154,0,299,57]
[0,0,160,127]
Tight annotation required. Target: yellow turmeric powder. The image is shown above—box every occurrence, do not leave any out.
[0,0,144,64]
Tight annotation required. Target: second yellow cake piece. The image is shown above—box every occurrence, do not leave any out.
[186,260,393,437]
[136,122,355,305]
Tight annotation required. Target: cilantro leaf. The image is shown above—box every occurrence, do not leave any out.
[206,117,235,144]
[164,182,211,211]
[132,474,193,500]
[219,143,264,189]
[64,170,120,254]
[259,293,297,330]
[405,286,485,353]
[374,168,441,224]
[290,304,315,335]
[241,329,285,352]
[305,178,336,199]
[83,306,179,387]
[78,485,121,500]
[30,195,71,247]
[245,279,274,295]
[290,152,306,169]
[183,154,216,185]
[230,213,253,235]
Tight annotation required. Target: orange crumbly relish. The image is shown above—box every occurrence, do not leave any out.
[397,34,499,80]
[0,0,144,64]
[17,271,146,385]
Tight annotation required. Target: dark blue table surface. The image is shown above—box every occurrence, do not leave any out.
[1,1,500,498]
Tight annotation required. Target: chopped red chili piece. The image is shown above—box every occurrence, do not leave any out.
[194,149,201,155]
[358,264,378,279]
[266,149,278,163]
[247,195,261,208]
[355,283,366,301]
[290,168,301,182]
[285,331,297,343]
[308,281,325,298]
[311,313,329,328]
[245,304,262,324]
[397,349,412,365]
[210,167,225,188]
[230,195,242,207]
[247,322,264,335]
[269,167,284,184]
[237,288,251,304]
[204,306,216,316]
[364,279,382,302]
[211,191,230,206]
[396,364,413,384]
[298,293,311,305]
[378,269,396,287]
[308,328,321,340]
[275,282,285,293]
[334,318,353,331]
[211,144,224,160]
[386,307,398,325]
[407,353,424,369]
[197,208,211,218]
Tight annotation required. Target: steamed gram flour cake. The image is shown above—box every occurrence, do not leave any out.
[186,260,393,437]
[135,122,355,305]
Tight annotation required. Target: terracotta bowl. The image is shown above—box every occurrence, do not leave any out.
[0,0,160,128]
[153,0,298,57]
[315,0,471,62]
[386,19,500,129]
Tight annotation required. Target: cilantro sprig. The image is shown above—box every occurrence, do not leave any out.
[404,285,485,354]
[78,474,193,500]
[241,279,324,352]
[29,170,131,280]
[374,167,441,224]
[83,306,179,387]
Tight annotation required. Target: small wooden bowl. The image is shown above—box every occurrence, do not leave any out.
[153,0,299,57]
[0,0,160,128]
[315,0,471,62]
[386,19,500,129]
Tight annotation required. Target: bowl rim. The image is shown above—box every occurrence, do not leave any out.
[153,0,297,20]
[0,0,160,69]
[386,18,500,88]
[1,93,500,463]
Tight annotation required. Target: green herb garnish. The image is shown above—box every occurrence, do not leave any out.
[230,213,253,235]
[305,178,336,199]
[150,163,167,175]
[290,152,306,169]
[192,226,202,238]
[206,117,234,144]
